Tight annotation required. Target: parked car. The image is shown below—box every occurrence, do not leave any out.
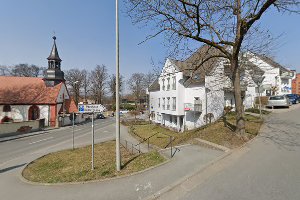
[267,95,290,108]
[286,94,300,104]
[96,113,106,119]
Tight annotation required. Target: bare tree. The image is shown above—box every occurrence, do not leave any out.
[0,65,11,76]
[90,65,108,104]
[11,64,44,77]
[126,0,299,136]
[145,71,157,89]
[127,73,146,109]
[82,69,90,103]
[65,69,85,105]
[108,74,124,104]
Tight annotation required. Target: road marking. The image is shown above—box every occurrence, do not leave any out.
[29,137,54,145]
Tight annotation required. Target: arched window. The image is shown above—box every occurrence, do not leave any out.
[28,105,40,120]
[3,105,11,112]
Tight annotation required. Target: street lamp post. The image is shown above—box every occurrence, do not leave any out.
[115,0,121,171]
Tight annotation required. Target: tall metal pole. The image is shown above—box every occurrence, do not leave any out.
[91,112,95,170]
[72,112,75,150]
[115,0,121,171]
[258,84,262,119]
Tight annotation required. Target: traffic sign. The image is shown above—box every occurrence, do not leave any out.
[78,104,106,113]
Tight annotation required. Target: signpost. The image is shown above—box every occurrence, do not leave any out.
[72,112,75,150]
[78,104,106,113]
[78,104,106,171]
[91,112,94,170]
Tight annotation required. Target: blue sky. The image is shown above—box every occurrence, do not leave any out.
[0,0,299,79]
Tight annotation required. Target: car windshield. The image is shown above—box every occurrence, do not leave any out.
[286,94,294,97]
[269,96,285,100]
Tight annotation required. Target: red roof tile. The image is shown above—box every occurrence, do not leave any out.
[0,76,62,105]
[64,98,78,113]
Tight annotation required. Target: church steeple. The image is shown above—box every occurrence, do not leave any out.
[47,36,62,69]
[44,36,65,86]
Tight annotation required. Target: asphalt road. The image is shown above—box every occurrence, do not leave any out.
[0,117,116,168]
[159,104,300,200]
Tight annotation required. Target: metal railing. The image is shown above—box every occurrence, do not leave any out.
[121,139,141,155]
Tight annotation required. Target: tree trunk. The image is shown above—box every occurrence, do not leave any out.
[231,58,246,136]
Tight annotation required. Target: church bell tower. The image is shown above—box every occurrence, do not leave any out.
[44,36,65,86]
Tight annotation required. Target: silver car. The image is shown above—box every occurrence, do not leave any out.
[267,95,290,108]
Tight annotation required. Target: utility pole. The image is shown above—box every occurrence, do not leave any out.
[115,0,121,171]
[72,112,75,150]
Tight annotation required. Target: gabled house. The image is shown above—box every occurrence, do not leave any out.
[0,36,77,127]
[148,46,273,132]
[249,54,294,96]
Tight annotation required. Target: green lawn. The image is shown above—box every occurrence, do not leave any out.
[22,141,165,183]
[130,113,263,149]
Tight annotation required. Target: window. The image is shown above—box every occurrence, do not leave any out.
[167,97,170,110]
[28,105,40,120]
[157,113,161,121]
[167,78,170,90]
[162,79,165,90]
[158,98,160,108]
[3,105,11,112]
[194,97,202,111]
[162,98,165,110]
[172,97,176,110]
[172,77,176,90]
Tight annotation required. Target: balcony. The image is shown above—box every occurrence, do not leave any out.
[184,102,202,112]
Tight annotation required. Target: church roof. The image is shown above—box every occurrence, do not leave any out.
[47,36,62,61]
[0,76,62,105]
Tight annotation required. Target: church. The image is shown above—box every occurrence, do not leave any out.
[0,36,77,127]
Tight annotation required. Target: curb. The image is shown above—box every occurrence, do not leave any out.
[19,149,172,186]
[193,138,230,152]
[144,131,262,200]
[143,150,233,200]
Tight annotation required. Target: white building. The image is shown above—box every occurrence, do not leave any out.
[148,46,293,132]
[249,54,294,96]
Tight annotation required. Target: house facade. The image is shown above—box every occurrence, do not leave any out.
[248,54,294,96]
[0,36,77,127]
[148,46,293,132]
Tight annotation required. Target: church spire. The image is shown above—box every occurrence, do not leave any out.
[47,36,62,62]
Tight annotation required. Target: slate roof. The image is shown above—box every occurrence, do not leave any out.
[148,79,160,92]
[47,36,62,61]
[171,45,225,84]
[0,76,62,105]
[254,54,290,72]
